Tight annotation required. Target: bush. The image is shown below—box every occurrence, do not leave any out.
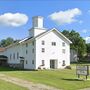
[65,66,72,69]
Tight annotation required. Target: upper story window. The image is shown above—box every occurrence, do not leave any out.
[62,49,65,54]
[42,48,45,52]
[10,54,12,60]
[26,43,28,47]
[32,48,34,53]
[13,53,15,60]
[32,41,34,46]
[17,52,19,59]
[52,42,56,46]
[26,50,28,54]
[62,42,65,47]
[42,40,45,45]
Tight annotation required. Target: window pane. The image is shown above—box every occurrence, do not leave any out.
[42,48,45,52]
[42,41,45,45]
[42,60,45,66]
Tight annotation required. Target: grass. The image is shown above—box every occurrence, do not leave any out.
[0,79,27,90]
[1,64,90,90]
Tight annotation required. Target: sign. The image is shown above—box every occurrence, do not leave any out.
[76,65,89,80]
[76,65,89,76]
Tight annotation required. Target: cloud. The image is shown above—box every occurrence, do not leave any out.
[84,37,90,43]
[0,13,28,27]
[49,8,82,25]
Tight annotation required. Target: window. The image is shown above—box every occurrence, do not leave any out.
[42,60,45,66]
[10,54,12,60]
[32,60,34,64]
[62,49,65,54]
[42,40,45,45]
[32,41,34,46]
[62,60,65,66]
[17,52,19,59]
[26,43,28,47]
[26,60,28,64]
[52,42,56,46]
[62,42,65,47]
[13,53,15,60]
[42,48,45,52]
[32,48,34,53]
[26,50,28,54]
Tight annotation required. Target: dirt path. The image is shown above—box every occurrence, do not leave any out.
[0,73,60,90]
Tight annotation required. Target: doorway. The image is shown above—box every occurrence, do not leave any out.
[50,60,57,69]
[20,60,24,69]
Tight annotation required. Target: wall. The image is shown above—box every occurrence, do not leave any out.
[35,30,70,69]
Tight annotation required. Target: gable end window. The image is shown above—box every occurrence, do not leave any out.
[42,41,45,45]
[62,42,65,47]
[52,42,56,46]
[62,49,65,54]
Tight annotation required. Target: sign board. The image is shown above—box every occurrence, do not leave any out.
[76,65,89,76]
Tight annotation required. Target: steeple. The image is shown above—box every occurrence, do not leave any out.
[29,16,46,37]
[32,16,43,28]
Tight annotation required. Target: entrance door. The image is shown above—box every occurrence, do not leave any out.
[20,60,24,69]
[50,60,57,69]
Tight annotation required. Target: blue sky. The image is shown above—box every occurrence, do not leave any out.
[0,0,90,43]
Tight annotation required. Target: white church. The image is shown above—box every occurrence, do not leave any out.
[0,16,72,69]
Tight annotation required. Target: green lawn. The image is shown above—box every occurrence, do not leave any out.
[1,65,90,90]
[0,79,27,90]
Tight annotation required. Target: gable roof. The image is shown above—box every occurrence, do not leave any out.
[5,28,72,49]
[35,28,72,43]
[21,28,72,44]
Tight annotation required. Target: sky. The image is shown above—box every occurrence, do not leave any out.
[0,0,90,43]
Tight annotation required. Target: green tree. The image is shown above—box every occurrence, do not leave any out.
[0,37,14,47]
[62,30,87,59]
[86,43,90,53]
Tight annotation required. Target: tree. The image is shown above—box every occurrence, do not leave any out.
[0,37,14,47]
[62,30,87,59]
[86,43,90,53]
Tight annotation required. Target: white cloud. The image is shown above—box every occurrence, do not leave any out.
[0,13,28,27]
[49,8,82,25]
[84,37,90,43]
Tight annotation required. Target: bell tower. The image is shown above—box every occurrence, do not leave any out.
[29,16,46,37]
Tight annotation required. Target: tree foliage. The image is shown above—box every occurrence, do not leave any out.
[86,43,90,53]
[0,37,14,47]
[62,30,87,58]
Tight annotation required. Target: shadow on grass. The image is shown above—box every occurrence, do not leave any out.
[61,78,84,81]
[0,66,37,72]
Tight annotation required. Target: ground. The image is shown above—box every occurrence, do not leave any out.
[0,64,90,90]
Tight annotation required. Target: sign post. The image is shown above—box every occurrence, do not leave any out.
[76,65,89,80]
